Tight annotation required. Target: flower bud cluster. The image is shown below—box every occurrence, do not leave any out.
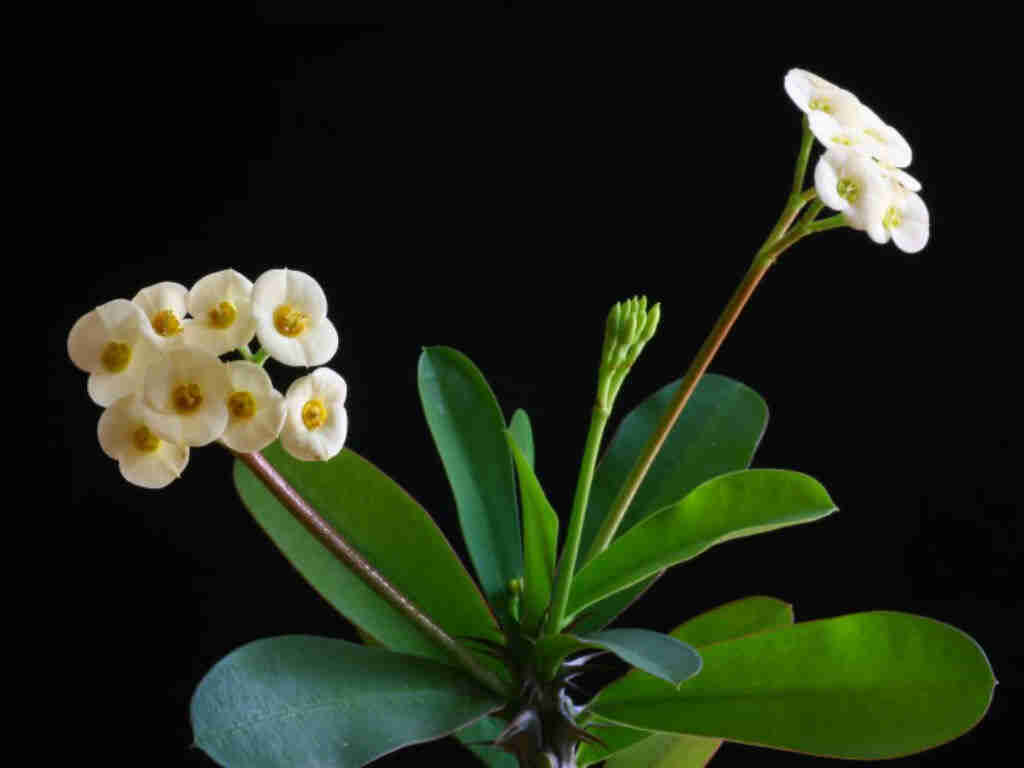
[785,69,929,253]
[598,296,661,411]
[68,268,348,489]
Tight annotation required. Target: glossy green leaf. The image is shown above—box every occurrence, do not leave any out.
[569,577,656,636]
[507,432,559,634]
[536,629,701,686]
[579,596,794,767]
[192,635,504,768]
[572,375,768,633]
[234,442,502,663]
[591,612,996,759]
[568,470,836,617]
[419,346,522,606]
[509,409,535,469]
[580,374,768,560]
[455,717,517,768]
[606,733,721,768]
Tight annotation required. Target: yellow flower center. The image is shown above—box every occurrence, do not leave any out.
[831,134,853,146]
[274,304,310,337]
[302,398,328,430]
[172,382,204,414]
[883,205,903,230]
[100,341,132,373]
[837,177,860,204]
[808,97,834,114]
[152,309,183,337]
[133,425,160,453]
[227,390,256,420]
[208,300,238,329]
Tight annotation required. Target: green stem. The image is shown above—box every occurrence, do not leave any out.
[251,347,270,366]
[790,115,814,200]
[236,344,255,362]
[233,449,511,698]
[806,213,848,233]
[544,405,610,635]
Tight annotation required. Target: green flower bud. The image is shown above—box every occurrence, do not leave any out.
[639,302,661,343]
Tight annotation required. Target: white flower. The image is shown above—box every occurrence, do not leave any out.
[814,149,892,244]
[220,361,286,453]
[98,395,189,488]
[251,268,339,367]
[184,269,259,356]
[143,348,233,447]
[68,299,161,406]
[879,183,930,254]
[784,69,864,126]
[785,68,912,168]
[280,367,348,461]
[133,281,190,350]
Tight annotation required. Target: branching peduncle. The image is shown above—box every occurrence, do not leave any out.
[584,123,838,565]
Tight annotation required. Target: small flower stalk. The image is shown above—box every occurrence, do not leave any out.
[68,268,349,489]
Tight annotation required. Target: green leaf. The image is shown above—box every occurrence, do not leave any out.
[580,374,768,560]
[455,717,518,768]
[509,409,535,469]
[419,346,523,607]
[568,470,836,617]
[572,375,768,634]
[191,635,503,768]
[536,629,701,686]
[578,596,794,767]
[507,432,559,634]
[590,611,996,760]
[606,733,721,768]
[234,443,502,663]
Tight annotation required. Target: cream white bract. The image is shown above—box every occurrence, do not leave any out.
[68,299,161,407]
[221,361,287,453]
[143,348,233,447]
[98,395,190,488]
[814,149,892,244]
[280,367,348,462]
[786,68,912,168]
[880,183,930,254]
[876,162,922,193]
[251,269,339,367]
[185,269,259,356]
[133,281,190,351]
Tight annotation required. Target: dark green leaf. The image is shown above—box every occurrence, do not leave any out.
[579,374,768,560]
[568,470,836,618]
[578,596,794,767]
[455,717,518,768]
[573,375,768,633]
[192,635,503,768]
[591,612,996,759]
[234,443,502,663]
[507,432,559,634]
[536,629,701,686]
[509,409,535,469]
[419,347,522,606]
[568,577,657,636]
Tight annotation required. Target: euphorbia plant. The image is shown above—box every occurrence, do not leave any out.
[68,69,992,767]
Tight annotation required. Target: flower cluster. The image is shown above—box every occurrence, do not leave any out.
[68,268,348,488]
[785,69,929,253]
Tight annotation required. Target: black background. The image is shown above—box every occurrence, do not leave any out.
[53,21,1018,766]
